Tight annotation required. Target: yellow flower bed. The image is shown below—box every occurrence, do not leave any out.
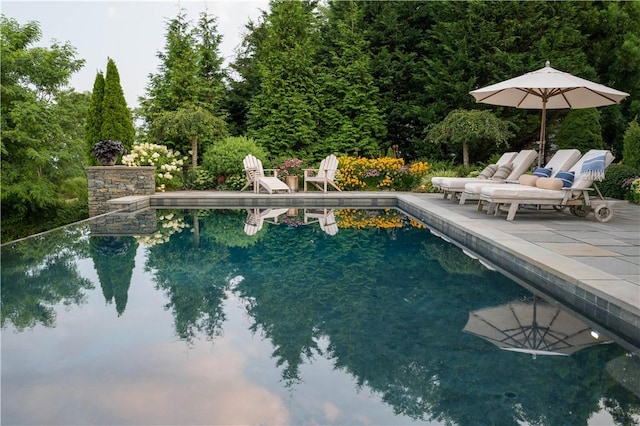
[335,208,424,229]
[336,156,429,191]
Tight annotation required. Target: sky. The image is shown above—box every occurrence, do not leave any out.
[2,0,270,108]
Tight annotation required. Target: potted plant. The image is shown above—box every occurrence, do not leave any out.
[277,158,304,191]
[91,140,127,166]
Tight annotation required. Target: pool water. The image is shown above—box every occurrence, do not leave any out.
[2,208,639,425]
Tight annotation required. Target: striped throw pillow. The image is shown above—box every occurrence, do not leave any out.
[555,171,575,188]
[491,163,513,180]
[533,167,553,178]
[478,164,498,179]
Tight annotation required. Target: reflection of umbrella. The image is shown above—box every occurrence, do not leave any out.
[463,297,610,358]
[470,61,629,166]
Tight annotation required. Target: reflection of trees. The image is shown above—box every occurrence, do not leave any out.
[200,209,265,248]
[89,236,138,316]
[421,239,486,276]
[233,220,424,386]
[1,226,93,330]
[145,211,233,345]
[228,221,638,425]
[604,355,640,424]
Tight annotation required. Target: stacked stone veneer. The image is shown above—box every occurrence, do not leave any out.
[87,166,155,216]
[89,209,157,236]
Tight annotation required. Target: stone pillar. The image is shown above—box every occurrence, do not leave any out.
[87,166,155,216]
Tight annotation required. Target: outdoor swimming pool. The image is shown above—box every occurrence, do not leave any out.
[2,208,639,425]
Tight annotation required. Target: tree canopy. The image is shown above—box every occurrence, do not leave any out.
[1,16,88,241]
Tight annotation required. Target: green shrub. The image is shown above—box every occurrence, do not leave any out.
[626,178,640,204]
[201,136,269,179]
[557,109,604,152]
[623,118,640,170]
[182,167,217,190]
[599,163,640,200]
[217,174,246,191]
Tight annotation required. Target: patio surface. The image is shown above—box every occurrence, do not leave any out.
[109,190,640,352]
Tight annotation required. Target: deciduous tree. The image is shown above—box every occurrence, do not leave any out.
[427,109,514,170]
[1,16,88,241]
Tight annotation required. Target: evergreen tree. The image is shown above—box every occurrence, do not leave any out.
[622,118,640,170]
[138,10,228,165]
[246,0,321,159]
[100,58,135,152]
[194,11,226,115]
[556,109,604,154]
[360,1,438,160]
[317,1,385,158]
[225,13,269,136]
[85,71,104,165]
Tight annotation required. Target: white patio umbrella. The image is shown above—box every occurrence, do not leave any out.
[469,61,629,166]
[463,297,610,359]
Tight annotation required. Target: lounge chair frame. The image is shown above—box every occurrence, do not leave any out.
[478,150,615,222]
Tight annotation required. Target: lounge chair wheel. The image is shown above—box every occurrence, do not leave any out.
[569,204,591,217]
[594,204,613,223]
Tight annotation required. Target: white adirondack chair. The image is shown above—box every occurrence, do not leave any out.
[303,154,341,193]
[244,208,289,235]
[304,208,338,236]
[241,154,291,194]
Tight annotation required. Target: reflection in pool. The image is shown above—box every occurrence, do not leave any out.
[2,208,639,425]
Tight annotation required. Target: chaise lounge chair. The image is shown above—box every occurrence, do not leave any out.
[478,149,615,222]
[431,151,517,200]
[303,154,341,193]
[458,149,582,204]
[304,208,339,235]
[241,154,291,194]
[435,150,537,203]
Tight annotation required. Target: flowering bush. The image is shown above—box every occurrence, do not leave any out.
[336,156,429,191]
[277,158,304,177]
[136,211,190,247]
[122,143,187,192]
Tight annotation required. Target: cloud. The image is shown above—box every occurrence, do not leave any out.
[106,6,118,20]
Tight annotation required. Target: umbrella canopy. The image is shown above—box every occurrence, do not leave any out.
[469,61,629,166]
[463,297,610,358]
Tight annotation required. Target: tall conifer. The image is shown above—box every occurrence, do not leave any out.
[85,71,104,165]
[100,58,135,151]
[247,0,320,159]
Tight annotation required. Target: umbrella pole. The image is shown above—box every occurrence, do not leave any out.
[538,101,547,167]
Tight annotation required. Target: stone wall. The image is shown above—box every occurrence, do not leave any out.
[87,166,155,216]
[89,209,157,236]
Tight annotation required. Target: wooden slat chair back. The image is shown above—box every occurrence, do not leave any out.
[241,154,291,194]
[303,154,341,193]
